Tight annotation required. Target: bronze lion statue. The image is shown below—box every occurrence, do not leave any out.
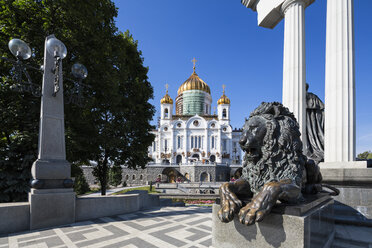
[218,102,337,225]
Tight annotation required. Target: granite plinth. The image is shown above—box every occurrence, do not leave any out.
[212,194,334,248]
[31,159,71,179]
[29,189,75,230]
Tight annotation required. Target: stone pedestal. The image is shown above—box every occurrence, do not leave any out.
[324,0,356,163]
[29,189,75,230]
[212,195,334,248]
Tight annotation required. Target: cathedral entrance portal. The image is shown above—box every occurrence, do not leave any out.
[168,171,176,183]
[161,168,181,183]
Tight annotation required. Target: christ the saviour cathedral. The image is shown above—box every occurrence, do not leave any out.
[114,60,244,184]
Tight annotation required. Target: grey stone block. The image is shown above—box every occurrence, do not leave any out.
[29,190,75,230]
[0,202,30,235]
[320,168,372,184]
[212,200,335,248]
[75,194,140,222]
[32,159,71,179]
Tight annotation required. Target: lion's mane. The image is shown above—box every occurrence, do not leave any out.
[241,102,306,194]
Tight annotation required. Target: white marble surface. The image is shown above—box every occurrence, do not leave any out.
[324,0,356,162]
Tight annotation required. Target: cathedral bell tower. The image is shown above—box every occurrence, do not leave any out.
[217,85,230,122]
[160,84,173,126]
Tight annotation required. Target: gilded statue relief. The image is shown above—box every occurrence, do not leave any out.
[218,102,338,225]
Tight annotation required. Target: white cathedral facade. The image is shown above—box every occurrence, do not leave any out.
[148,63,242,166]
[85,61,244,184]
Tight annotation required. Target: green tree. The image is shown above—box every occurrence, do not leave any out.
[0,0,154,201]
[109,164,123,187]
[71,163,90,195]
[357,151,372,160]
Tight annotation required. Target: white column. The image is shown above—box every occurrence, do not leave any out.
[321,0,366,168]
[324,0,355,162]
[282,0,307,146]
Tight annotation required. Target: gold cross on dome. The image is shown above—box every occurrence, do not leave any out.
[222,84,226,94]
[165,83,169,93]
[192,57,197,72]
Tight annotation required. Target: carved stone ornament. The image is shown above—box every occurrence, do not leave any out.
[218,102,339,226]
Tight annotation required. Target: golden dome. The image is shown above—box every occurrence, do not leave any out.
[161,93,173,104]
[217,85,230,105]
[161,85,173,104]
[177,71,211,95]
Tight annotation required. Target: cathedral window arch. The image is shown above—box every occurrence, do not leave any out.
[164,108,169,118]
[222,109,227,118]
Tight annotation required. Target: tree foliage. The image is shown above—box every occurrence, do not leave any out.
[109,164,123,187]
[71,163,90,195]
[357,151,372,160]
[0,0,155,201]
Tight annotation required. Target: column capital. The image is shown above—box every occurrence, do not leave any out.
[282,0,312,14]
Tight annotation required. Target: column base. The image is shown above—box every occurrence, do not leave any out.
[319,161,368,169]
[29,189,75,230]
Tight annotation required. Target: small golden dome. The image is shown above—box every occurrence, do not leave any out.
[177,71,211,95]
[217,85,230,105]
[161,92,173,104]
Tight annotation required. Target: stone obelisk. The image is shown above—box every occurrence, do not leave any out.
[29,35,75,230]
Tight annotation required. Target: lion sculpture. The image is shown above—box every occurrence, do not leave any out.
[218,102,335,226]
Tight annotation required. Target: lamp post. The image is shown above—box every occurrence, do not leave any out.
[2,35,88,230]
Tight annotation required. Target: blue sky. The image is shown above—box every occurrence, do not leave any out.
[113,0,372,154]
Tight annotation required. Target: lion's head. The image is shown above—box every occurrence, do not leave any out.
[240,102,306,194]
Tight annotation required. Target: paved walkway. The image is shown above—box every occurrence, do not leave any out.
[0,206,212,248]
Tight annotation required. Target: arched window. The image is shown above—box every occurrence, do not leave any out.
[177,136,181,149]
[125,175,129,180]
[222,109,227,118]
[139,175,143,180]
[200,172,209,182]
[164,108,169,118]
[176,155,182,164]
[132,175,136,180]
[210,155,216,162]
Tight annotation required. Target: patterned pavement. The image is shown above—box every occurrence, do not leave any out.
[0,206,212,248]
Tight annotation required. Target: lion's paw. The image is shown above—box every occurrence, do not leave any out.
[238,202,269,225]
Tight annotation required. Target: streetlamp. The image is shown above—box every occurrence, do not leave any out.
[1,35,88,229]
[2,37,88,103]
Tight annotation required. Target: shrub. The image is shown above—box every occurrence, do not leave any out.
[71,163,90,195]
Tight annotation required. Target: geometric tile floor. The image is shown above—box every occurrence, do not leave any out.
[0,206,212,248]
